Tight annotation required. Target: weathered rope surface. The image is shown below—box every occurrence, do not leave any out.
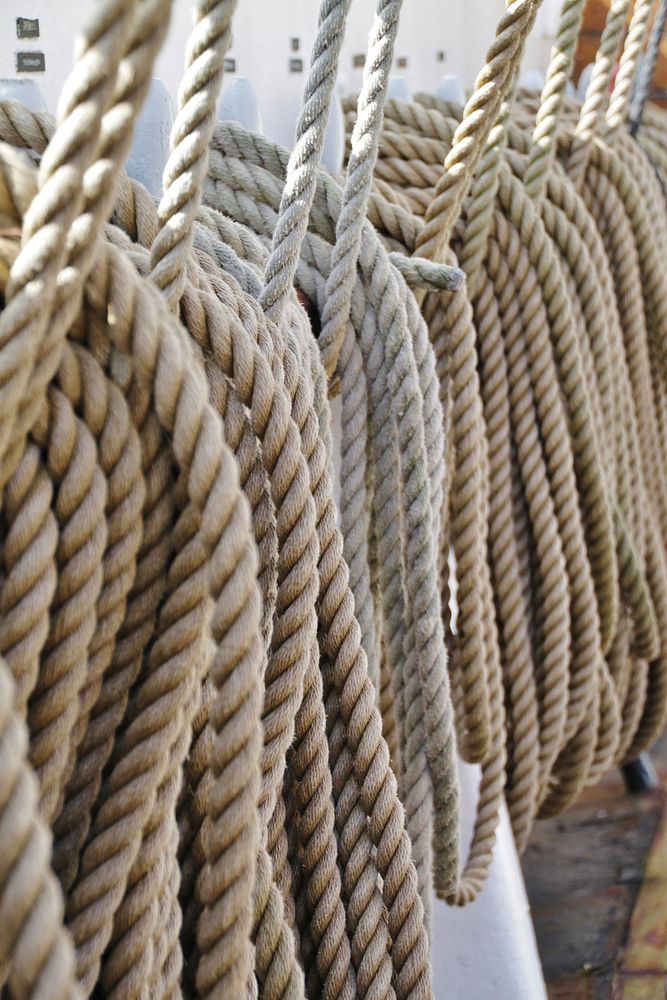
[3,0,667,993]
[339,0,667,858]
[630,0,667,134]
[0,0,433,994]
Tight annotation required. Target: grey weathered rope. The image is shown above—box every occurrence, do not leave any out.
[604,0,656,138]
[630,0,667,134]
[316,0,462,379]
[259,0,353,324]
[388,252,465,290]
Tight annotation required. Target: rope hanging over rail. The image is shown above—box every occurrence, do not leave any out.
[1,0,667,995]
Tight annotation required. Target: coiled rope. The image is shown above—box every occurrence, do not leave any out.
[0,0,432,995]
[2,0,667,994]
[337,0,667,856]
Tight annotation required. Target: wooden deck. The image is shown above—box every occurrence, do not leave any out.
[522,735,667,999]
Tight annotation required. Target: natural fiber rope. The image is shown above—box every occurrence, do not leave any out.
[0,0,433,993]
[567,0,631,186]
[604,0,655,139]
[3,0,667,993]
[523,0,586,202]
[337,0,667,850]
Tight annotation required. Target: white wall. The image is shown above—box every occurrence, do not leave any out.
[1,0,566,132]
[0,0,95,113]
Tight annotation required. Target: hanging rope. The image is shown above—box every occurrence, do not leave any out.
[2,0,667,993]
[0,0,432,994]
[630,0,667,134]
[335,0,667,855]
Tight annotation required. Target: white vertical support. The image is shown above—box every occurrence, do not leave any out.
[431,762,547,1000]
[321,92,345,175]
[435,75,466,105]
[520,69,547,91]
[387,76,412,101]
[219,77,263,133]
[0,77,46,111]
[578,63,594,101]
[124,78,173,199]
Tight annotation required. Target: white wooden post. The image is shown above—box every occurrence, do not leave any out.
[435,75,466,105]
[124,78,173,198]
[0,77,46,111]
[219,77,263,133]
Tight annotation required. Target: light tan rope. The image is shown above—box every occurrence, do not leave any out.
[340,0,667,847]
[3,0,667,993]
[0,0,432,994]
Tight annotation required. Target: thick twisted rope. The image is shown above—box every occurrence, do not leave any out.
[523,0,586,202]
[4,0,667,994]
[567,0,632,186]
[0,0,171,493]
[260,0,353,324]
[604,0,656,138]
[414,0,539,264]
[346,42,667,850]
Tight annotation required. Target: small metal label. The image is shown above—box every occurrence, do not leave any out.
[16,16,39,38]
[289,58,303,73]
[352,53,365,68]
[396,56,408,69]
[16,50,45,72]
[290,37,300,52]
[436,50,446,63]
[224,57,236,72]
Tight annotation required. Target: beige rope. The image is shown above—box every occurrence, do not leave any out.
[0,0,432,993]
[3,0,667,993]
[339,0,667,848]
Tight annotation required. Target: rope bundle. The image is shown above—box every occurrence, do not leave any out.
[336,0,667,857]
[1,0,667,994]
[0,0,432,995]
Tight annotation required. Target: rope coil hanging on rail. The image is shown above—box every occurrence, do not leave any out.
[1,0,667,994]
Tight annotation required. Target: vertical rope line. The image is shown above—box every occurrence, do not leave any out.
[630,0,667,132]
[260,0,353,324]
[523,0,587,204]
[150,0,237,309]
[414,0,540,266]
[605,0,656,137]
[568,0,632,186]
[318,0,404,379]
